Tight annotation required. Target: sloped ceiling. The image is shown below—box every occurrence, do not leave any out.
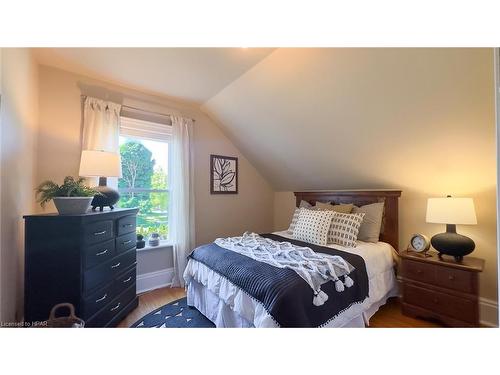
[34,48,275,103]
[202,48,495,193]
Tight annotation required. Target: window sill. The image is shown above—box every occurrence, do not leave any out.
[136,241,172,253]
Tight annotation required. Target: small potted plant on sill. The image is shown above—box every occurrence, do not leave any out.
[136,234,146,249]
[35,176,100,215]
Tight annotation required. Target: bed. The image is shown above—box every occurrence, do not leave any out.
[184,190,402,327]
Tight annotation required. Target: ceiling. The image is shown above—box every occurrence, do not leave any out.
[202,48,495,192]
[34,48,275,103]
[33,48,495,195]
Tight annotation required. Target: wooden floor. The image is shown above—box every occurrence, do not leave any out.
[118,287,443,328]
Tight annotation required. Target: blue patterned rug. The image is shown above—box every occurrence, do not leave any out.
[130,297,215,328]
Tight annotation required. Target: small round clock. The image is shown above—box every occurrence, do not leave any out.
[408,233,431,254]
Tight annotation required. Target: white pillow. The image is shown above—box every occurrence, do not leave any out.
[292,208,335,246]
[328,212,365,248]
[287,200,312,234]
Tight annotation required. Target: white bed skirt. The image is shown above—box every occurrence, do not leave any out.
[185,259,398,328]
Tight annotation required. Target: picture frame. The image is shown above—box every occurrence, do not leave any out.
[210,154,238,194]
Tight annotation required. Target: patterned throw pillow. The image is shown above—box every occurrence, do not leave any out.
[287,200,312,234]
[292,208,335,246]
[328,212,365,247]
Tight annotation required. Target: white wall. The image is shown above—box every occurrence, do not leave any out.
[0,49,39,322]
[0,47,3,322]
[496,48,500,325]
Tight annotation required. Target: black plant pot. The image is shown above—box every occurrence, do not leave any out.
[136,234,145,249]
[431,224,475,261]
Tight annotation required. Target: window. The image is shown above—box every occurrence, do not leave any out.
[118,117,171,240]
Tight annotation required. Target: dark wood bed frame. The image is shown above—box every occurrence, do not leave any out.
[294,190,402,251]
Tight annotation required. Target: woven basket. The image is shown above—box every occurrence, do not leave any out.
[45,303,85,328]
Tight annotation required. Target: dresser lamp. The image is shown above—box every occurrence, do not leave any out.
[79,150,122,211]
[426,196,477,261]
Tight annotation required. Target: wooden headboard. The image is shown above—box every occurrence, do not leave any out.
[294,190,402,250]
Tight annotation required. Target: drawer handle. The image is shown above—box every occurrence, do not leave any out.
[448,275,455,280]
[416,269,423,274]
[123,224,133,227]
[95,249,108,256]
[110,302,121,312]
[123,240,132,245]
[123,276,132,283]
[111,262,121,269]
[94,230,107,236]
[95,294,107,303]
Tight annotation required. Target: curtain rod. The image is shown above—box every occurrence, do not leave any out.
[80,95,195,122]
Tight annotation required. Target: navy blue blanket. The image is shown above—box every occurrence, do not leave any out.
[188,234,369,327]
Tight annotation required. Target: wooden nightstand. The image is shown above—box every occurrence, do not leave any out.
[399,251,484,327]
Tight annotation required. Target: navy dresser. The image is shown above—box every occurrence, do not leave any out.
[24,208,139,327]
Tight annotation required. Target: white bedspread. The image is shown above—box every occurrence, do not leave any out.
[184,231,397,327]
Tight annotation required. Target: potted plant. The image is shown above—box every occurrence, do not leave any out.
[136,234,146,249]
[35,176,100,215]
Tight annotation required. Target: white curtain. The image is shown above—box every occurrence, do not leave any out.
[169,115,195,287]
[82,97,121,152]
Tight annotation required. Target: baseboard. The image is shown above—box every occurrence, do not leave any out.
[479,297,499,327]
[136,268,174,294]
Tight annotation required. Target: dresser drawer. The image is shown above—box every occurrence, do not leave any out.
[115,266,136,292]
[83,239,115,269]
[116,232,136,254]
[86,285,137,327]
[435,267,475,293]
[83,250,137,294]
[83,220,113,245]
[403,284,476,323]
[81,281,117,319]
[401,259,436,284]
[117,215,136,236]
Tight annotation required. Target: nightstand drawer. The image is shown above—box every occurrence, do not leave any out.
[435,267,475,293]
[403,284,476,323]
[401,259,436,284]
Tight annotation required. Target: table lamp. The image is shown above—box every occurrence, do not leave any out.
[79,150,122,211]
[426,196,477,261]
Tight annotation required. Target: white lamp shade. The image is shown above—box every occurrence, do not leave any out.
[79,150,122,178]
[426,197,477,225]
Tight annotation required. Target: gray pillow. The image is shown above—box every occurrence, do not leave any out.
[352,202,384,243]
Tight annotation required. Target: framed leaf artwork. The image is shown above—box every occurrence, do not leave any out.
[210,155,238,194]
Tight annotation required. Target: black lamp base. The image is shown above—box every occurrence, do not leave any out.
[91,177,120,212]
[431,224,475,262]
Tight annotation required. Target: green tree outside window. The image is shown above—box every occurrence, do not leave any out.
[118,139,169,239]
